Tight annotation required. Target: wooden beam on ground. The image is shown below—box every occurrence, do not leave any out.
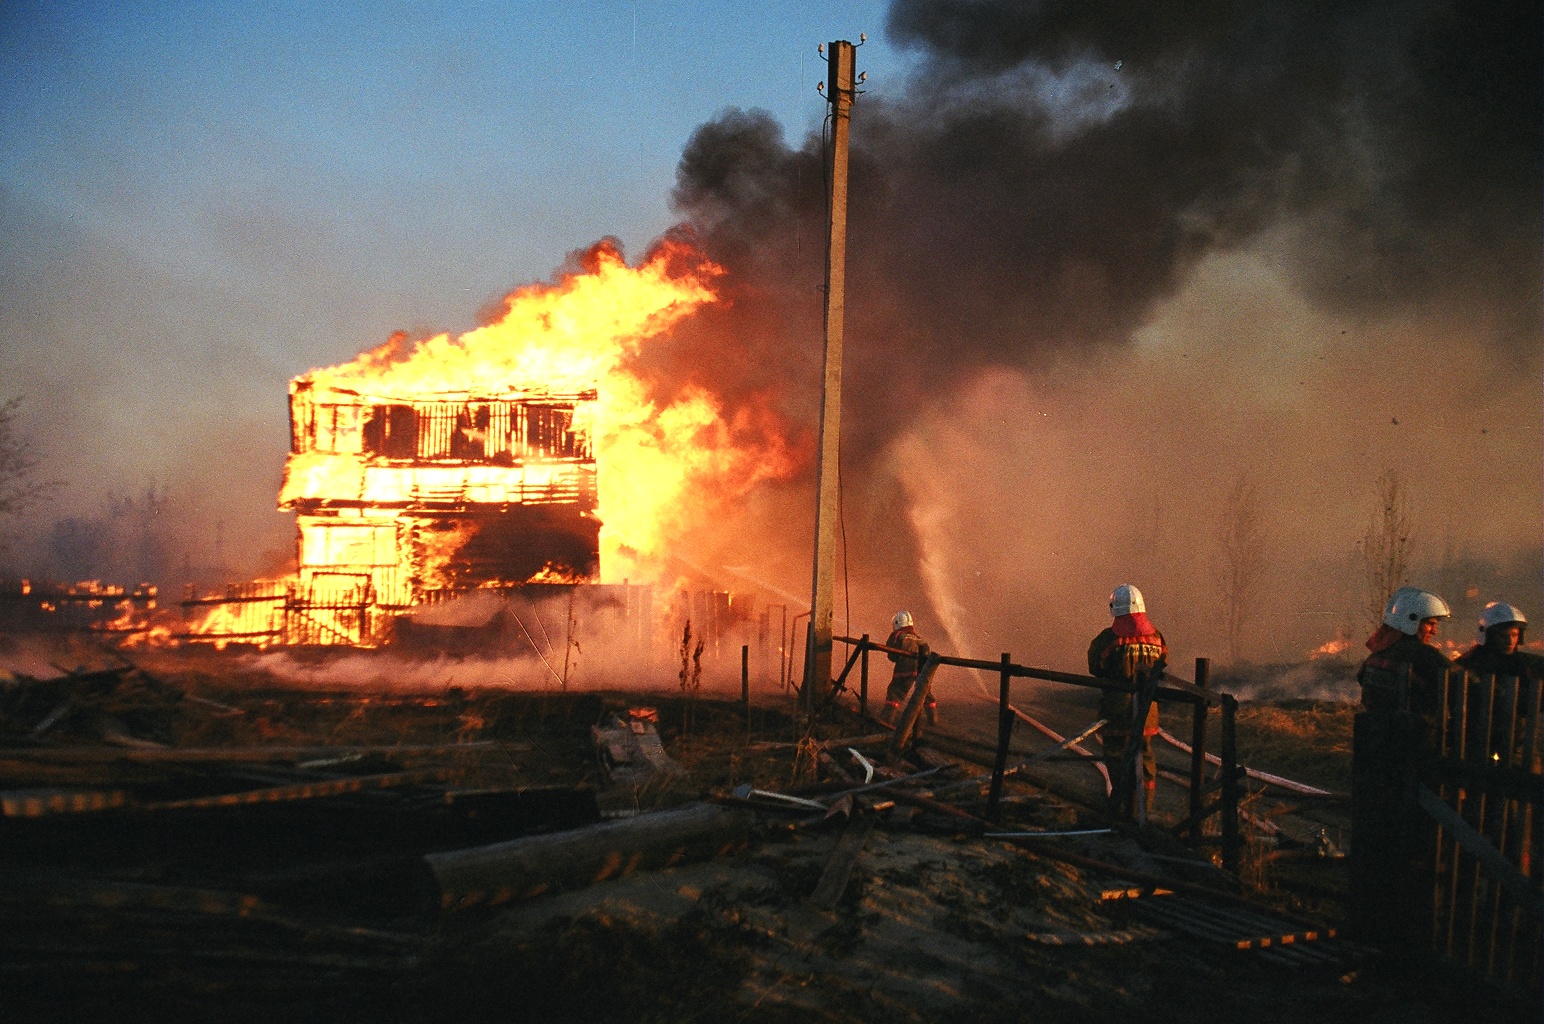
[806,811,877,910]
[145,767,461,810]
[0,742,502,764]
[426,802,753,911]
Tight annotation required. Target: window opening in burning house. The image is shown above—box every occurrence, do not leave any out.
[364,403,418,459]
[312,404,363,454]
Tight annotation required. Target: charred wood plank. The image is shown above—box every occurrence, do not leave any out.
[144,767,461,811]
[425,802,752,911]
[806,811,877,910]
[0,787,131,817]
[0,741,502,764]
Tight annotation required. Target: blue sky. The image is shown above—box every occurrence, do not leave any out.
[0,2,908,560]
[3,2,907,329]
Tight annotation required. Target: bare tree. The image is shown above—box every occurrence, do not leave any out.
[1217,473,1270,665]
[0,397,52,551]
[1358,469,1413,633]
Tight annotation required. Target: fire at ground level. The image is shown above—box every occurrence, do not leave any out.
[0,636,1535,1024]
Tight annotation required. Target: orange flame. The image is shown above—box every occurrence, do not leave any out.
[299,239,794,581]
[1307,635,1352,661]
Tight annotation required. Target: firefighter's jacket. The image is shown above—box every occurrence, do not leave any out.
[1455,643,1542,764]
[885,626,923,685]
[1357,628,1453,744]
[1088,623,1166,735]
[1455,643,1543,682]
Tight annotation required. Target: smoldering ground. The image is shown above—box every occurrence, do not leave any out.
[631,0,1542,675]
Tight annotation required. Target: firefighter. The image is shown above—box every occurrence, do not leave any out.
[881,611,934,727]
[1456,602,1541,681]
[1357,586,1453,744]
[1088,584,1166,819]
[1456,602,1541,771]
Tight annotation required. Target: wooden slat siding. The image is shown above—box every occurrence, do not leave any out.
[1466,673,1498,967]
[487,402,507,458]
[1443,670,1471,958]
[1510,674,1539,991]
[1487,674,1521,976]
[1423,670,1543,998]
[1416,787,1541,915]
[1432,667,1452,952]
[1510,676,1542,987]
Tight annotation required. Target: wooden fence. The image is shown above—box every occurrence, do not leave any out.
[826,635,1245,871]
[1352,666,1541,1003]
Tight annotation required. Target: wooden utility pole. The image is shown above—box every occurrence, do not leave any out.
[802,38,857,708]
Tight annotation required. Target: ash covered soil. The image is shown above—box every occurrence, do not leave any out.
[0,643,1526,1024]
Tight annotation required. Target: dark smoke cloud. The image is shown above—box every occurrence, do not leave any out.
[886,0,1542,325]
[666,0,1540,432]
[652,0,1541,666]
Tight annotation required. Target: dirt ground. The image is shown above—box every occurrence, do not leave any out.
[0,642,1532,1023]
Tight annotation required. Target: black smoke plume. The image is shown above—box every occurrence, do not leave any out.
[663,0,1539,444]
[647,0,1541,664]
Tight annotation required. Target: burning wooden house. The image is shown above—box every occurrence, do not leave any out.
[172,240,795,659]
[276,378,603,643]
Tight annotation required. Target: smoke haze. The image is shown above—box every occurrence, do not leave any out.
[3,1,1537,687]
[645,0,1542,677]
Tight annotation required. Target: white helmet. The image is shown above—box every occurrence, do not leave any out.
[1478,602,1527,642]
[1109,584,1145,617]
[1382,586,1450,635]
[892,610,914,630]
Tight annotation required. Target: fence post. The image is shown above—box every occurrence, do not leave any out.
[859,634,870,719]
[989,654,1013,816]
[888,655,940,757]
[1189,657,1210,830]
[1351,663,1423,947]
[1220,693,1241,875]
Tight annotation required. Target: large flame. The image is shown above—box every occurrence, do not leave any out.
[303,238,794,579]
[309,239,716,398]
